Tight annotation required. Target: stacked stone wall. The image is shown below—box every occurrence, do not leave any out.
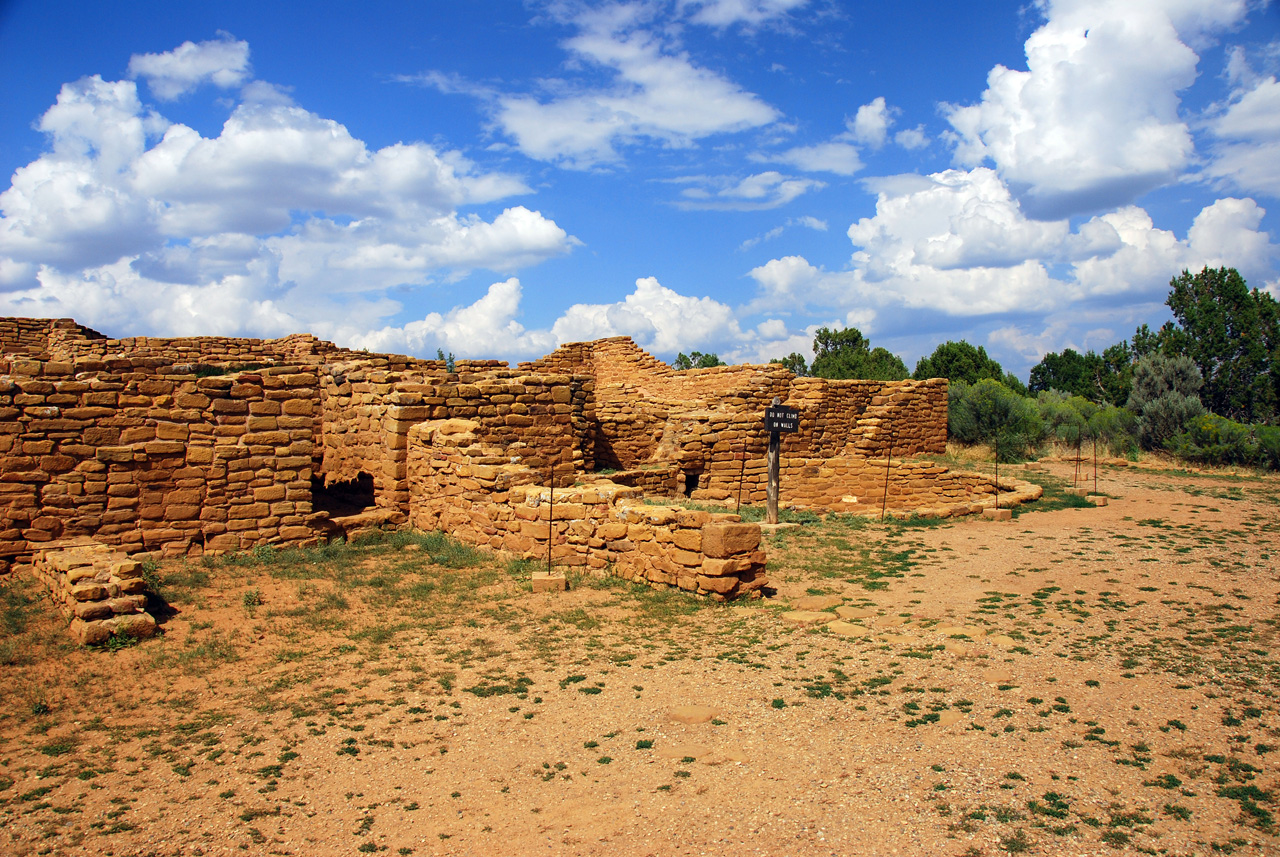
[0,357,320,565]
[407,419,767,600]
[45,329,349,367]
[319,364,596,514]
[524,338,947,483]
[31,540,158,644]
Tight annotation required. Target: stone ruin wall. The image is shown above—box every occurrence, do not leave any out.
[0,317,1041,609]
[0,354,318,568]
[31,540,159,645]
[521,338,951,509]
[317,362,595,524]
[406,419,767,600]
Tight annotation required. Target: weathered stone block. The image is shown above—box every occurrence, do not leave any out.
[701,522,760,558]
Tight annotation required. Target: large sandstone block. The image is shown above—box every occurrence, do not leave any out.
[701,522,760,558]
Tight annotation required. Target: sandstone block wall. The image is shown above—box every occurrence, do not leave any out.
[407,419,767,600]
[319,365,595,514]
[1,319,968,597]
[31,540,158,645]
[522,338,946,489]
[0,357,320,564]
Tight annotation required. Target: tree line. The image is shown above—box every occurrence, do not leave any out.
[751,267,1280,469]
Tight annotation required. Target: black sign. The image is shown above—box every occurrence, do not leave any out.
[764,406,800,433]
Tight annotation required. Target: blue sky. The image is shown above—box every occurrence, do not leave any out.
[1,0,1277,379]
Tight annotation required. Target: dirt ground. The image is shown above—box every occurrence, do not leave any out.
[2,459,1279,857]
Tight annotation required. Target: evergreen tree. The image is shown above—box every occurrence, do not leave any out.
[769,352,810,377]
[673,351,725,370]
[809,326,908,380]
[1163,266,1279,424]
[913,340,1005,385]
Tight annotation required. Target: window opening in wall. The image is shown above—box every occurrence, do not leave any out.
[311,471,375,516]
[683,471,701,497]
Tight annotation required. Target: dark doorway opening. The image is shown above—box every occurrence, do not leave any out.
[312,472,375,517]
[683,471,701,497]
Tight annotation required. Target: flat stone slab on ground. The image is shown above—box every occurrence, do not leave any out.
[657,743,710,760]
[835,606,875,620]
[669,705,718,724]
[758,522,802,534]
[780,610,834,625]
[792,595,843,610]
[936,624,984,636]
[826,620,871,637]
[983,508,1013,521]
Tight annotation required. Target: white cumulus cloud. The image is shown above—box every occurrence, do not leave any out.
[128,34,251,101]
[851,97,892,148]
[484,6,779,167]
[944,0,1250,219]
[1205,70,1280,198]
[0,44,577,343]
[746,166,1278,322]
[351,275,746,361]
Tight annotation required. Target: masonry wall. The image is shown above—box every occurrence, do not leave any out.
[0,357,319,564]
[319,364,596,517]
[407,419,768,600]
[521,338,947,486]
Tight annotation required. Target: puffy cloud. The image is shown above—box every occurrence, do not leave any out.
[352,275,745,360]
[550,276,742,353]
[746,166,1278,323]
[0,45,577,341]
[351,278,553,358]
[466,5,779,167]
[127,34,251,101]
[130,100,530,237]
[944,0,1249,219]
[677,171,823,210]
[850,97,891,148]
[0,77,163,271]
[1205,73,1280,197]
[893,126,929,150]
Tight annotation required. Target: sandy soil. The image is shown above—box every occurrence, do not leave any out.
[2,460,1279,857]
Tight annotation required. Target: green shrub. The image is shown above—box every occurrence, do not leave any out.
[1171,415,1280,471]
[1127,354,1205,450]
[950,379,1044,460]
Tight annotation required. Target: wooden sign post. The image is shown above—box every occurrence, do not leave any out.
[763,398,799,525]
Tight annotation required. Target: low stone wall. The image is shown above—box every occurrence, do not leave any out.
[31,540,157,645]
[771,456,1042,517]
[407,419,768,600]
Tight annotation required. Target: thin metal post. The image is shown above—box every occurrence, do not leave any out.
[881,430,895,522]
[547,458,554,576]
[735,440,747,514]
[994,453,999,511]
